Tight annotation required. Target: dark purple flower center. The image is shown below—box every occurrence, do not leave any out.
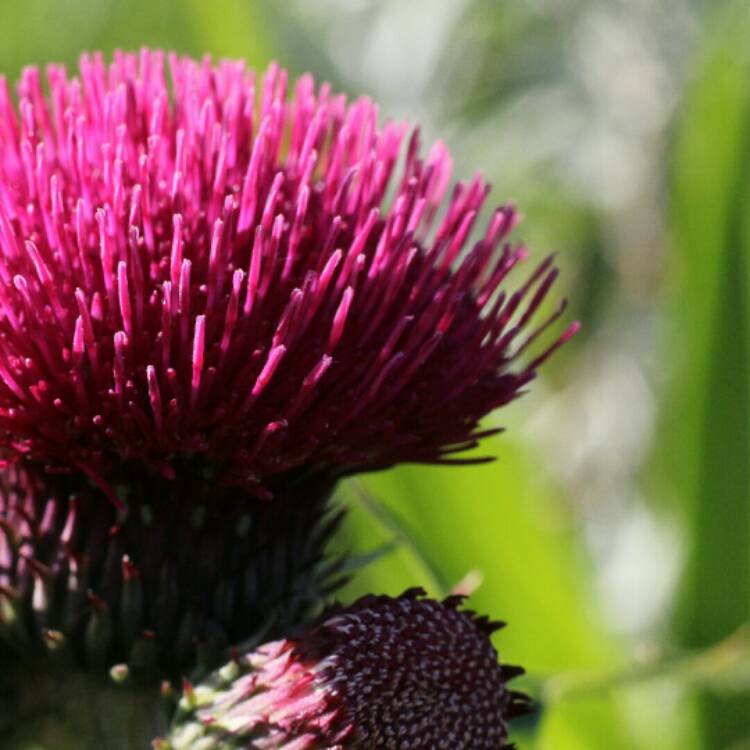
[296,591,529,749]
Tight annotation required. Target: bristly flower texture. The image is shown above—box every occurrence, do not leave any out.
[160,590,532,750]
[0,50,576,501]
[0,49,575,707]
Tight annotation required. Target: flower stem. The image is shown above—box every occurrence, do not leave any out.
[541,622,750,703]
[1,664,170,750]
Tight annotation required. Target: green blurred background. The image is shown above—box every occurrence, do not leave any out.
[1,0,749,747]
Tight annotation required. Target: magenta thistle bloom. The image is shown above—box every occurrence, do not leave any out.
[0,51,575,499]
[160,589,531,750]
[0,50,575,685]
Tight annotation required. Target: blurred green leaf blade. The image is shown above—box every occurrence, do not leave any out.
[669,1,750,745]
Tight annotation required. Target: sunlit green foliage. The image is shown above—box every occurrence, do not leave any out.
[668,1,750,745]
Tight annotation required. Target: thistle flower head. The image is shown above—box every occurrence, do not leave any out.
[0,51,576,501]
[162,589,531,750]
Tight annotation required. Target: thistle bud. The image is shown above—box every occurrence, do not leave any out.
[161,590,532,749]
